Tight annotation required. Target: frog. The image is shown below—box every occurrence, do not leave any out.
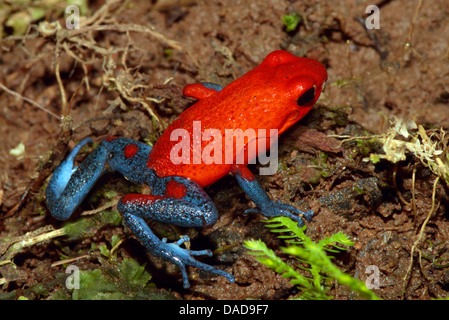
[46,50,327,288]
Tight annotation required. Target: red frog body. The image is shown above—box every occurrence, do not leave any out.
[148,51,326,186]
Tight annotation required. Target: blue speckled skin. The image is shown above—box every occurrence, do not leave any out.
[46,136,313,288]
[46,137,235,288]
[46,82,314,288]
[232,165,314,224]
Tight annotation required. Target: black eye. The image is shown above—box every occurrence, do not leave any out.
[297,87,316,106]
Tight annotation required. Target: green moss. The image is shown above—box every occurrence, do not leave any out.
[309,151,334,181]
[31,283,50,297]
[72,259,148,299]
[50,257,176,300]
[62,258,178,300]
[63,210,122,239]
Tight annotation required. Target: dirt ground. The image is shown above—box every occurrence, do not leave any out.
[1,0,449,300]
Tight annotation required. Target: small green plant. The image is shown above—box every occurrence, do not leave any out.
[282,13,301,32]
[98,234,123,260]
[50,257,177,300]
[70,258,153,300]
[244,216,379,300]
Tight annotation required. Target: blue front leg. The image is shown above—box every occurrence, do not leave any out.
[231,164,313,226]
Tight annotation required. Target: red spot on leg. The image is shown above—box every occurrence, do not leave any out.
[165,180,187,199]
[231,164,255,182]
[124,143,139,158]
[105,136,118,142]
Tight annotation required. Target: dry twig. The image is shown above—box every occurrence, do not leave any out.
[401,177,440,299]
[0,82,60,120]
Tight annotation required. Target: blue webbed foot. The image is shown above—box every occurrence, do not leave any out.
[232,165,314,227]
[121,206,234,289]
[160,235,235,289]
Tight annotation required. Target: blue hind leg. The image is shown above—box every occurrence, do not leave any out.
[46,137,152,220]
[121,210,235,289]
[46,137,109,220]
[117,176,235,288]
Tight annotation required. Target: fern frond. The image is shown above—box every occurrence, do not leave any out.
[265,217,354,252]
[244,239,311,289]
[318,231,354,251]
[246,216,380,300]
[283,242,379,300]
[264,217,309,243]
